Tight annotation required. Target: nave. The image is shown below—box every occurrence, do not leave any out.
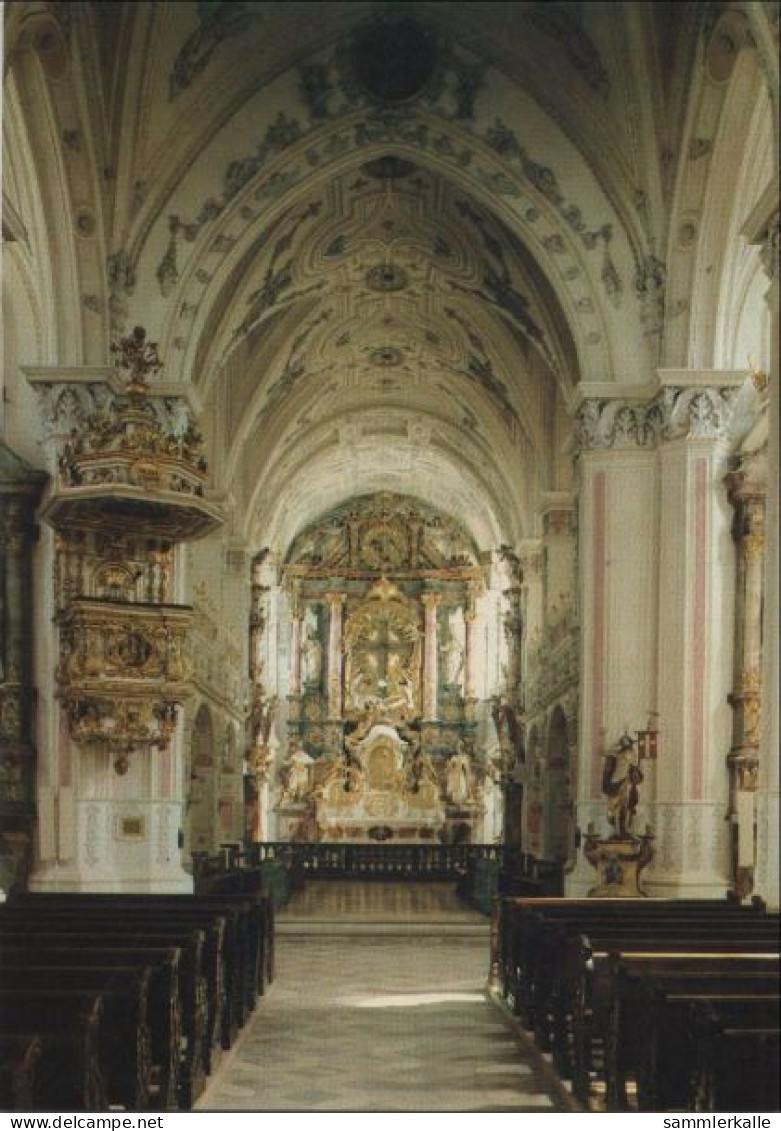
[196,882,571,1113]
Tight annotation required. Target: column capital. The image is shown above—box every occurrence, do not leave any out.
[325,591,346,609]
[575,383,741,452]
[421,592,442,610]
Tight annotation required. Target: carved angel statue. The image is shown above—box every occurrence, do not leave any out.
[407,748,438,795]
[601,733,643,837]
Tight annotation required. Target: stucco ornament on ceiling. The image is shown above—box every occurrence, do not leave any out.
[151,10,622,324]
[223,164,566,435]
[169,1,264,100]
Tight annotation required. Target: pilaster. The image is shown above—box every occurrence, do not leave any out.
[326,592,346,718]
[570,379,740,897]
[653,431,734,896]
[751,210,779,907]
[288,591,302,697]
[463,584,478,700]
[421,593,441,720]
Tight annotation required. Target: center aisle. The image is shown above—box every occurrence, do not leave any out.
[197,882,574,1112]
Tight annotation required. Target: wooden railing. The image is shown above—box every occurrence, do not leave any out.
[243,841,505,879]
[193,842,562,894]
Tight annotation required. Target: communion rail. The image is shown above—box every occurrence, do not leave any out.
[246,841,505,880]
[198,842,559,885]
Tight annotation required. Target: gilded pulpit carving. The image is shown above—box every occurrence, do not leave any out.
[41,329,223,773]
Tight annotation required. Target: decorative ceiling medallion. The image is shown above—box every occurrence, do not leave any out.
[365,264,409,292]
[362,156,418,181]
[369,347,404,368]
[351,17,437,104]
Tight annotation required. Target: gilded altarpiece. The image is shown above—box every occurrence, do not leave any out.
[273,493,488,844]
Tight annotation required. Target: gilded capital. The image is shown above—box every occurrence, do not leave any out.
[742,532,765,563]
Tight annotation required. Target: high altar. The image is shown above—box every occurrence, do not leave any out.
[269,495,487,844]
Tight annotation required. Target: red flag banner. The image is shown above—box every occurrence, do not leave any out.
[636,730,658,760]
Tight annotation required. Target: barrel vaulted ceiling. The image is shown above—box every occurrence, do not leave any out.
[4,1,776,552]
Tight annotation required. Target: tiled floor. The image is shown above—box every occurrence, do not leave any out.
[196,883,571,1112]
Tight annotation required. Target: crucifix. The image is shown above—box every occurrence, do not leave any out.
[356,614,412,694]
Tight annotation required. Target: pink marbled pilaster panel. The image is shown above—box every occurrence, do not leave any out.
[160,743,172,800]
[689,457,709,800]
[591,471,607,798]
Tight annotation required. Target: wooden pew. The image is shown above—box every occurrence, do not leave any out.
[0,947,181,1111]
[8,893,266,1046]
[0,1037,42,1111]
[690,999,781,1112]
[492,895,780,1110]
[547,924,778,1070]
[612,966,780,1111]
[0,921,208,1108]
[1,889,275,1110]
[498,898,777,1038]
[497,896,773,1015]
[0,992,107,1111]
[575,953,779,1107]
[0,972,153,1112]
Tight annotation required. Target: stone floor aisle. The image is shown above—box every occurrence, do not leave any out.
[196,883,573,1112]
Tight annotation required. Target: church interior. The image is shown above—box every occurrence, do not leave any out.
[1,0,779,1114]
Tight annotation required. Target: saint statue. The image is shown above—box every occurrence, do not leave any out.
[601,733,643,837]
[281,747,314,802]
[446,746,472,804]
[301,626,323,686]
[441,632,464,686]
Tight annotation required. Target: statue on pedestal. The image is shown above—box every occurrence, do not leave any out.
[280,747,315,803]
[441,632,464,688]
[446,745,473,805]
[601,733,643,836]
[583,727,657,897]
[301,625,323,687]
